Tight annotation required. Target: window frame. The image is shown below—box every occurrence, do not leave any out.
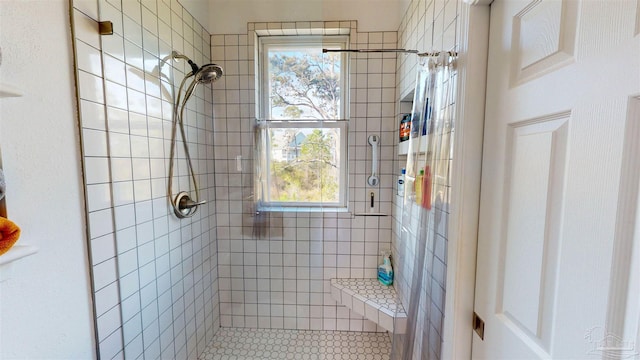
[256,35,350,210]
[258,35,350,121]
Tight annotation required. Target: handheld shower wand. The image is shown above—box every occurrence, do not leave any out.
[168,51,224,218]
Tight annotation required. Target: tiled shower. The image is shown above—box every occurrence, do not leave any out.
[70,0,460,358]
[211,22,397,331]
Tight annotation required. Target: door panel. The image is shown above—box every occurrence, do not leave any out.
[511,0,578,85]
[474,0,640,358]
[497,115,568,354]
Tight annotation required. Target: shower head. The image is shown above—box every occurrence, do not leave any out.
[194,63,224,84]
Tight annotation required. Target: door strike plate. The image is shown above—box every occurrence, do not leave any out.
[473,311,485,340]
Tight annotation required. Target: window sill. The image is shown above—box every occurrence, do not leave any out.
[257,206,349,213]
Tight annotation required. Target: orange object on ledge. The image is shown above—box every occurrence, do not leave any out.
[0,217,21,256]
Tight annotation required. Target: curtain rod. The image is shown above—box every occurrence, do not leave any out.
[322,49,457,57]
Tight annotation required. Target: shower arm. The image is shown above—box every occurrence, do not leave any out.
[172,51,199,73]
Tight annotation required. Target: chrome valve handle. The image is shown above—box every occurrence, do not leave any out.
[179,197,206,209]
[173,191,206,218]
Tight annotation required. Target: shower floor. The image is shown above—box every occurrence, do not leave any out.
[199,327,391,360]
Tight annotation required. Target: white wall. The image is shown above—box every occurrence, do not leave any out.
[198,0,410,34]
[178,0,212,33]
[0,1,95,358]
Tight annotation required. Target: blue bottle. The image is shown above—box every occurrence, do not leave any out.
[378,253,394,286]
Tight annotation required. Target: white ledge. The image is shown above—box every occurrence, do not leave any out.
[330,278,407,333]
[0,244,39,266]
[0,244,38,282]
[0,82,23,98]
[353,213,388,217]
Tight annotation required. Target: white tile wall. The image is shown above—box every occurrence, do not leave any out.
[392,0,459,359]
[74,0,457,356]
[211,21,397,332]
[72,0,219,359]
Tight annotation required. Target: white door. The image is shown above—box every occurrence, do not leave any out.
[473,0,640,358]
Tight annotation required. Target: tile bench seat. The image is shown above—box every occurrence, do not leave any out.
[330,278,407,333]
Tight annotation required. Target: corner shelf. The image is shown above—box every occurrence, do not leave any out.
[398,140,410,155]
[397,89,428,156]
[398,137,428,156]
[330,278,407,333]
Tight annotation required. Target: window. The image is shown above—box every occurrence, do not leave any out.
[256,36,349,210]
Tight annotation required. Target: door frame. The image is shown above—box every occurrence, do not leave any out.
[442,1,492,359]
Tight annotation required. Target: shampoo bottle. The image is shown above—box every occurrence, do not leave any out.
[377,252,394,286]
[397,168,406,196]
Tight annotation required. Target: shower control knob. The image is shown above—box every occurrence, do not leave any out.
[173,191,206,218]
[179,196,206,209]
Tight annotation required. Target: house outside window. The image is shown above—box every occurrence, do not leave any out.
[256,35,349,210]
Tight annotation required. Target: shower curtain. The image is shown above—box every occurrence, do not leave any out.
[391,53,456,360]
